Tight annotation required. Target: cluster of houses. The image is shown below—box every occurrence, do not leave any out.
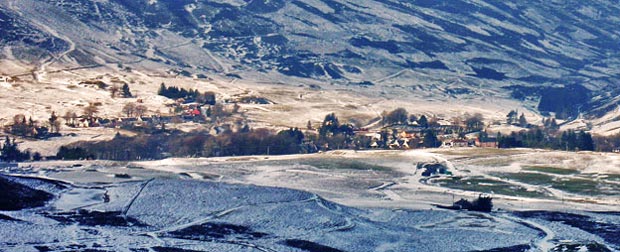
[362,124,498,149]
[67,100,247,138]
[177,101,208,118]
[68,98,229,129]
[443,137,498,148]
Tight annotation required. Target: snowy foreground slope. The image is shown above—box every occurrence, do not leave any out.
[2,149,620,252]
[0,176,540,251]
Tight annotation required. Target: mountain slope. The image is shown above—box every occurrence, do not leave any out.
[1,0,620,119]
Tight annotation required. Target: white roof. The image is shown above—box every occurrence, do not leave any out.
[437,120,452,126]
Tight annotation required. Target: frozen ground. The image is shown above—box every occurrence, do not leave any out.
[0,175,544,252]
[2,149,620,251]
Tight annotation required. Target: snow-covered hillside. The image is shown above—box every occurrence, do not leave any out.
[1,0,620,125]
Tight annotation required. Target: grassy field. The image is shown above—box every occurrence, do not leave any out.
[492,172,555,186]
[602,174,620,182]
[433,169,620,199]
[435,148,529,158]
[551,178,620,196]
[522,166,579,175]
[269,158,392,171]
[432,176,551,198]
[466,158,515,167]
[489,172,620,196]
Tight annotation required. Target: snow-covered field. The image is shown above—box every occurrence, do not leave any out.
[2,149,619,251]
[0,176,544,252]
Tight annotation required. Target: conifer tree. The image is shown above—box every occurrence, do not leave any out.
[158,83,166,96]
[122,83,133,98]
[506,110,518,125]
[519,113,528,127]
[418,115,429,128]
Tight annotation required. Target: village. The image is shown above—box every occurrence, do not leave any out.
[360,120,499,150]
[0,75,598,162]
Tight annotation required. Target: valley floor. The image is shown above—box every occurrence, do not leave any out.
[1,148,619,251]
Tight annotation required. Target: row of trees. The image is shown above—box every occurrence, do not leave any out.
[80,80,132,98]
[498,129,594,151]
[61,103,100,128]
[5,102,103,134]
[316,113,357,150]
[594,133,620,152]
[4,113,61,139]
[109,83,133,98]
[1,136,39,162]
[506,110,528,127]
[381,108,436,127]
[56,127,310,161]
[381,108,485,132]
[542,117,559,130]
[122,102,148,117]
[158,83,216,105]
[505,110,563,130]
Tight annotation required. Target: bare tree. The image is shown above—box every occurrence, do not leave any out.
[109,84,120,98]
[84,103,99,119]
[122,102,136,117]
[9,114,28,136]
[63,111,75,127]
[48,111,61,133]
[464,113,485,131]
[451,116,463,127]
[13,114,26,125]
[134,104,147,117]
[53,119,62,133]
[385,108,409,125]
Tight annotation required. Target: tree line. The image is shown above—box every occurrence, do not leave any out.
[497,128,594,151]
[381,108,485,132]
[3,113,61,139]
[55,127,310,161]
[1,136,41,162]
[6,103,616,162]
[158,83,216,105]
